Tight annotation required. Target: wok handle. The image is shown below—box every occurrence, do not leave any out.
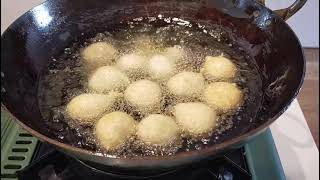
[256,0,307,20]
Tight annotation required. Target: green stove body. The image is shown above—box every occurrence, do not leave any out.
[1,110,285,180]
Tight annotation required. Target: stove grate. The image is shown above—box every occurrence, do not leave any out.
[1,111,39,180]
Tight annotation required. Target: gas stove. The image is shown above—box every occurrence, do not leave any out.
[1,110,285,180]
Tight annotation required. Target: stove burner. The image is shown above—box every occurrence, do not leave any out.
[16,143,251,180]
[73,157,181,179]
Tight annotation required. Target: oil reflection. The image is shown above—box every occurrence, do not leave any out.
[32,5,53,27]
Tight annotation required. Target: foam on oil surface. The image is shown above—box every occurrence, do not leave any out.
[38,17,262,157]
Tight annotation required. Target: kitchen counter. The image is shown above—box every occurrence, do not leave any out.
[270,100,319,180]
[1,1,319,180]
[298,48,319,148]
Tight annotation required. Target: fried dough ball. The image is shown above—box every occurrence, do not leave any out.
[163,45,184,63]
[124,80,161,112]
[132,35,157,56]
[116,53,147,76]
[148,54,175,80]
[66,92,121,124]
[167,72,204,98]
[88,66,130,93]
[202,55,237,81]
[137,114,180,146]
[203,82,242,112]
[95,111,136,151]
[82,42,118,69]
[173,102,217,136]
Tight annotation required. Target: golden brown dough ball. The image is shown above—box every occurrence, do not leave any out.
[147,54,175,80]
[95,111,136,151]
[137,114,180,146]
[202,55,237,81]
[116,53,147,76]
[203,82,242,112]
[124,80,161,113]
[167,72,204,98]
[66,92,121,124]
[163,45,184,63]
[88,66,130,93]
[82,42,118,69]
[132,35,156,55]
[173,102,217,136]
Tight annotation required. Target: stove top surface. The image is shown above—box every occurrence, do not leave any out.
[1,110,285,180]
[16,143,251,180]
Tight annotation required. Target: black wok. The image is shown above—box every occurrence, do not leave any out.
[1,0,306,176]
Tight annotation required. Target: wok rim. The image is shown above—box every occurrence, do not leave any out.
[1,0,306,165]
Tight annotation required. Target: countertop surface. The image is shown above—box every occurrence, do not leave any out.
[298,48,319,148]
[1,1,319,180]
[270,100,319,180]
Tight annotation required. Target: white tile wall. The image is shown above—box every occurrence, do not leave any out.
[266,0,319,47]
